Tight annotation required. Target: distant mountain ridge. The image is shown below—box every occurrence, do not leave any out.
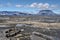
[0,11,32,16]
[0,10,59,16]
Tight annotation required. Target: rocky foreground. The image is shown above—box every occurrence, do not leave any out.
[0,24,60,40]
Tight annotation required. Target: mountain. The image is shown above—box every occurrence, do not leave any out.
[0,10,59,16]
[0,11,32,16]
[37,10,57,16]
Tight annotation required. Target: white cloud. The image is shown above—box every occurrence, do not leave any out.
[27,3,59,10]
[0,2,59,10]
[30,3,37,7]
[27,3,50,9]
[43,3,49,9]
[38,3,43,7]
[16,4,23,7]
[37,3,49,9]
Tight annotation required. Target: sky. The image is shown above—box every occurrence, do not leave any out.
[0,0,60,14]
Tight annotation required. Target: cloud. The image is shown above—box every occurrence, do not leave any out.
[16,4,23,8]
[0,2,59,10]
[38,3,49,9]
[27,3,59,10]
[29,3,37,7]
[27,3,50,9]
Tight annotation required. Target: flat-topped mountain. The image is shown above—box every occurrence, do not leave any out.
[38,10,57,16]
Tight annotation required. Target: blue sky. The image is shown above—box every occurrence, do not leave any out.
[0,0,60,14]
